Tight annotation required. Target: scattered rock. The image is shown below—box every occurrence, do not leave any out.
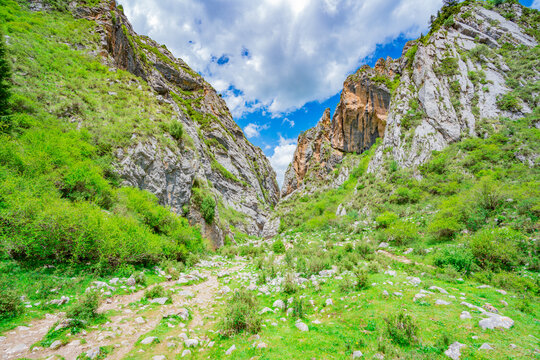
[126,277,136,286]
[149,297,169,305]
[479,314,514,330]
[86,347,101,360]
[181,349,191,357]
[378,242,389,248]
[460,311,471,320]
[141,336,158,345]
[185,339,198,347]
[256,342,268,349]
[352,350,363,358]
[225,345,236,355]
[273,299,285,309]
[50,340,62,350]
[445,342,466,360]
[260,307,274,315]
[429,286,448,294]
[135,317,145,324]
[479,343,493,350]
[436,299,451,305]
[295,321,309,332]
[325,298,333,306]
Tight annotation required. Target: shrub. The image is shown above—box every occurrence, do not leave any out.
[427,215,462,241]
[66,292,99,320]
[221,289,261,336]
[200,196,216,224]
[433,246,475,274]
[384,220,419,246]
[272,239,286,254]
[496,93,522,112]
[144,285,167,299]
[168,119,183,140]
[469,227,525,271]
[132,271,147,286]
[0,287,23,319]
[0,30,11,119]
[283,272,297,294]
[390,187,421,204]
[291,297,305,319]
[384,311,419,346]
[375,211,399,229]
[355,269,369,290]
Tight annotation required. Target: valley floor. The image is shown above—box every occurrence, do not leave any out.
[0,231,538,360]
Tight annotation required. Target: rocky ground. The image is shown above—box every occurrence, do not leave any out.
[1,231,538,359]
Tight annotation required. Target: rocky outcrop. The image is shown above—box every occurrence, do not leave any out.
[61,0,279,247]
[283,2,537,197]
[368,2,537,172]
[281,58,397,197]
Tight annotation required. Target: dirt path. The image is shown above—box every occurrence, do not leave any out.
[377,249,435,269]
[1,262,244,360]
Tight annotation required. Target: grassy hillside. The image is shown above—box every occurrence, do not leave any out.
[0,2,206,266]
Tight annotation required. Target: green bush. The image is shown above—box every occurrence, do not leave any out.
[283,272,297,294]
[375,211,399,229]
[221,289,261,336]
[168,119,183,140]
[384,220,419,246]
[291,296,305,319]
[427,214,462,241]
[272,239,286,254]
[384,311,419,346]
[355,269,369,290]
[390,186,421,204]
[497,93,522,112]
[433,246,475,274]
[66,292,99,321]
[0,286,23,319]
[0,30,11,119]
[200,196,216,224]
[144,285,168,299]
[469,227,525,271]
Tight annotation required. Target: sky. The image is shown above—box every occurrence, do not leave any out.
[119,0,539,186]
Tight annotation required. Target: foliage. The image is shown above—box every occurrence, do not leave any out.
[384,311,419,346]
[375,211,399,229]
[469,227,526,271]
[66,292,99,320]
[0,31,10,119]
[0,286,23,319]
[221,289,261,336]
[272,239,286,254]
[144,285,168,299]
[168,119,183,140]
[384,220,419,246]
[433,246,475,274]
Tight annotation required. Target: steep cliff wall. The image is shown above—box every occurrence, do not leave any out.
[282,1,537,198]
[58,0,280,247]
[281,58,397,197]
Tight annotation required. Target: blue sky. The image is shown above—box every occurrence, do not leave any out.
[119,0,539,185]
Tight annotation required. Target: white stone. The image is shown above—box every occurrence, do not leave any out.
[141,336,158,345]
[295,321,309,332]
[352,350,363,358]
[479,314,514,330]
[50,340,62,350]
[225,345,236,355]
[273,299,285,309]
[185,339,198,347]
[445,342,466,360]
[435,299,451,305]
[460,311,471,320]
[479,343,493,350]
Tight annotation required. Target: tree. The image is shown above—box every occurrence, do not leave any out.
[0,32,11,118]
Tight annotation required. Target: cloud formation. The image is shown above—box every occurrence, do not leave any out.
[243,123,268,138]
[119,0,442,117]
[532,0,540,9]
[269,136,298,187]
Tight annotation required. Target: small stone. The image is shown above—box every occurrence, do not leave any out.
[479,343,493,350]
[352,350,363,358]
[181,349,191,357]
[429,286,449,294]
[325,298,333,306]
[141,336,158,345]
[259,307,274,315]
[295,321,309,332]
[50,340,62,350]
[153,356,166,360]
[382,290,389,296]
[479,314,514,330]
[135,317,145,324]
[445,342,466,360]
[225,345,236,355]
[273,299,285,309]
[460,311,471,320]
[435,299,451,305]
[149,297,168,305]
[86,347,101,360]
[185,339,198,347]
[495,289,507,295]
[256,342,268,349]
[126,277,136,286]
[393,292,403,297]
[378,242,389,248]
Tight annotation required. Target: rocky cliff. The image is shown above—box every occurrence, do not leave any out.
[282,1,538,197]
[282,57,398,197]
[41,0,280,247]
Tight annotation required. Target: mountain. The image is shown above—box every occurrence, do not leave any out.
[282,0,538,198]
[28,0,279,248]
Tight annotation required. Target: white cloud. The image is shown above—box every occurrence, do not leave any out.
[282,118,295,128]
[119,0,443,117]
[269,136,298,187]
[243,123,269,138]
[532,0,540,10]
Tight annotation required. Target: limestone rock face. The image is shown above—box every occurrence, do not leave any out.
[68,0,279,247]
[281,59,397,197]
[368,3,537,172]
[331,60,394,154]
[283,2,537,198]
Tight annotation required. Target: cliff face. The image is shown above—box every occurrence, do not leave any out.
[63,0,279,247]
[282,1,537,198]
[281,58,397,197]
